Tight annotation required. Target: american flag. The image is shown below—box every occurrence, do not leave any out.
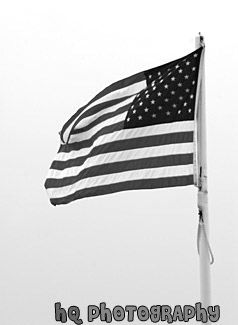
[45,47,203,205]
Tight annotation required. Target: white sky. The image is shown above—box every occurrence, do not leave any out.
[1,1,237,324]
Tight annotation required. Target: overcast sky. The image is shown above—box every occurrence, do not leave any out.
[1,1,237,324]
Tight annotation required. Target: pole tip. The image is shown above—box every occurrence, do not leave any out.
[198,32,205,47]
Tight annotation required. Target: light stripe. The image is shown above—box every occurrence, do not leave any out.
[84,80,146,111]
[50,175,194,205]
[49,142,194,179]
[61,80,146,143]
[51,131,193,171]
[73,96,135,130]
[46,154,193,189]
[69,112,127,143]
[48,164,194,199]
[56,121,195,161]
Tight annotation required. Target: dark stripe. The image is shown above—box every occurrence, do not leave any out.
[60,72,145,142]
[59,104,87,143]
[50,175,194,205]
[58,121,124,154]
[71,102,129,135]
[87,71,144,104]
[52,131,193,170]
[71,96,132,133]
[45,153,193,189]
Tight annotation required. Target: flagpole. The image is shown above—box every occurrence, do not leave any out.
[195,34,212,323]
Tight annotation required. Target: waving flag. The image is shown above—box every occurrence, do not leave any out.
[45,47,203,205]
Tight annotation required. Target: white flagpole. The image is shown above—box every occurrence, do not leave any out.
[195,34,212,323]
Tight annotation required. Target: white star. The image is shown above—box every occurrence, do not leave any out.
[166,111,171,115]
[192,80,195,85]
[172,104,177,108]
[194,53,198,57]
[160,79,164,83]
[157,92,162,97]
[186,61,190,65]
[171,90,175,95]
[131,105,134,109]
[153,86,156,90]
[178,69,183,73]
[139,101,143,106]
[185,88,190,93]
[144,107,149,112]
[178,83,182,87]
[157,71,161,76]
[133,109,136,114]
[190,94,194,99]
[149,74,152,79]
[178,110,181,114]
[192,67,196,71]
[164,84,169,89]
[145,90,148,94]
[138,115,142,120]
[188,108,192,113]
[151,100,155,104]
[184,102,187,106]
[158,106,162,110]
[127,117,130,121]
[184,75,189,79]
[164,98,169,102]
[175,65,179,69]
[152,113,157,118]
[146,94,150,98]
[179,96,183,100]
[171,77,175,81]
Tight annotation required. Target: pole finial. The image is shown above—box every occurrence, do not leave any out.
[198,32,205,47]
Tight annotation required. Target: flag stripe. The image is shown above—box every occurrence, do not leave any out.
[81,80,145,113]
[60,121,125,153]
[61,80,146,143]
[47,164,194,199]
[52,130,193,170]
[72,97,134,134]
[50,175,194,205]
[71,96,132,131]
[46,153,193,188]
[58,120,194,154]
[48,142,193,179]
[69,112,127,143]
[85,71,145,105]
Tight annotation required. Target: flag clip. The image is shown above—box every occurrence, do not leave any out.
[198,209,203,222]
